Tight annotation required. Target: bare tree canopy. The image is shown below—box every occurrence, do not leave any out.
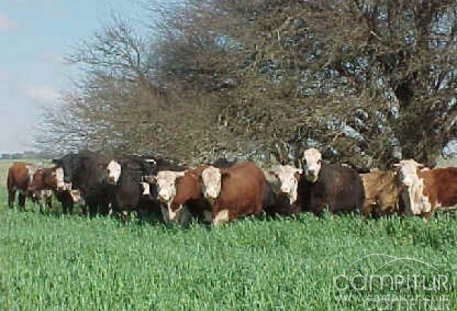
[37,0,457,167]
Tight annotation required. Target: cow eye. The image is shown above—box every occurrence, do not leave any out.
[317,160,322,165]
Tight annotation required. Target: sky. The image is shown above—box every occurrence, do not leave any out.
[0,0,149,154]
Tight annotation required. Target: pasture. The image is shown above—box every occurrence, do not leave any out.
[1,160,457,310]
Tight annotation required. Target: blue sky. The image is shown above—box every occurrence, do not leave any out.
[0,0,149,153]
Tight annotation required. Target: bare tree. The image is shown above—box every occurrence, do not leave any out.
[37,0,456,167]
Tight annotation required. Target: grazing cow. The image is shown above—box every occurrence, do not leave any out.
[300,148,364,215]
[52,150,114,216]
[201,162,267,225]
[396,159,457,219]
[7,162,39,210]
[265,165,304,216]
[360,170,402,217]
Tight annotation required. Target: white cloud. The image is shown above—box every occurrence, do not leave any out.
[0,11,18,32]
[24,85,60,105]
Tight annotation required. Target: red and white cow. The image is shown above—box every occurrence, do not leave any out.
[154,170,188,224]
[396,159,457,219]
[201,162,267,225]
[7,162,39,210]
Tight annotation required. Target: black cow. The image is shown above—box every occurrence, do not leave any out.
[301,148,364,215]
[52,150,114,216]
[109,155,187,218]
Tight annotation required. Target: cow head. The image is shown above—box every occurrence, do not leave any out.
[52,155,75,184]
[269,165,302,205]
[53,167,67,190]
[394,159,427,215]
[106,160,122,185]
[201,166,224,202]
[302,148,322,182]
[155,171,186,204]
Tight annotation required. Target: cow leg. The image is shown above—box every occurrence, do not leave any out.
[46,195,53,211]
[8,189,16,209]
[360,202,373,218]
[212,205,230,226]
[63,201,74,215]
[160,205,170,224]
[88,204,98,217]
[18,193,26,211]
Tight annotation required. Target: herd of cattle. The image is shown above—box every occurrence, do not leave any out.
[6,149,457,225]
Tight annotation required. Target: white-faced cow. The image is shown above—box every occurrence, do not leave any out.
[396,159,457,220]
[154,170,188,224]
[201,161,267,225]
[265,165,304,216]
[301,148,364,215]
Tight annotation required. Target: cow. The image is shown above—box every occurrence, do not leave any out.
[27,166,81,214]
[27,167,58,212]
[360,170,402,217]
[52,150,114,216]
[201,161,267,225]
[7,162,39,210]
[109,155,166,220]
[152,159,235,225]
[300,148,365,215]
[154,170,188,223]
[264,165,304,216]
[160,165,213,225]
[396,159,457,220]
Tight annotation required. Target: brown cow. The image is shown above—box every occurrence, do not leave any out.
[360,170,401,217]
[396,159,457,220]
[166,165,212,224]
[300,148,365,215]
[201,162,267,225]
[28,167,58,211]
[7,162,39,210]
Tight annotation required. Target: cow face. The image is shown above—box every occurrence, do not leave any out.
[69,189,85,205]
[107,160,122,185]
[396,160,418,187]
[395,159,427,215]
[270,165,302,205]
[52,155,77,184]
[54,167,70,191]
[302,148,322,182]
[156,171,186,203]
[201,166,222,201]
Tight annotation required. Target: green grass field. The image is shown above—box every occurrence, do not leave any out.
[1,160,457,310]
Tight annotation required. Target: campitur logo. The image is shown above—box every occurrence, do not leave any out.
[333,254,454,310]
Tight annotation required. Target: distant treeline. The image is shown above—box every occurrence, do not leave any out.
[0,151,52,160]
